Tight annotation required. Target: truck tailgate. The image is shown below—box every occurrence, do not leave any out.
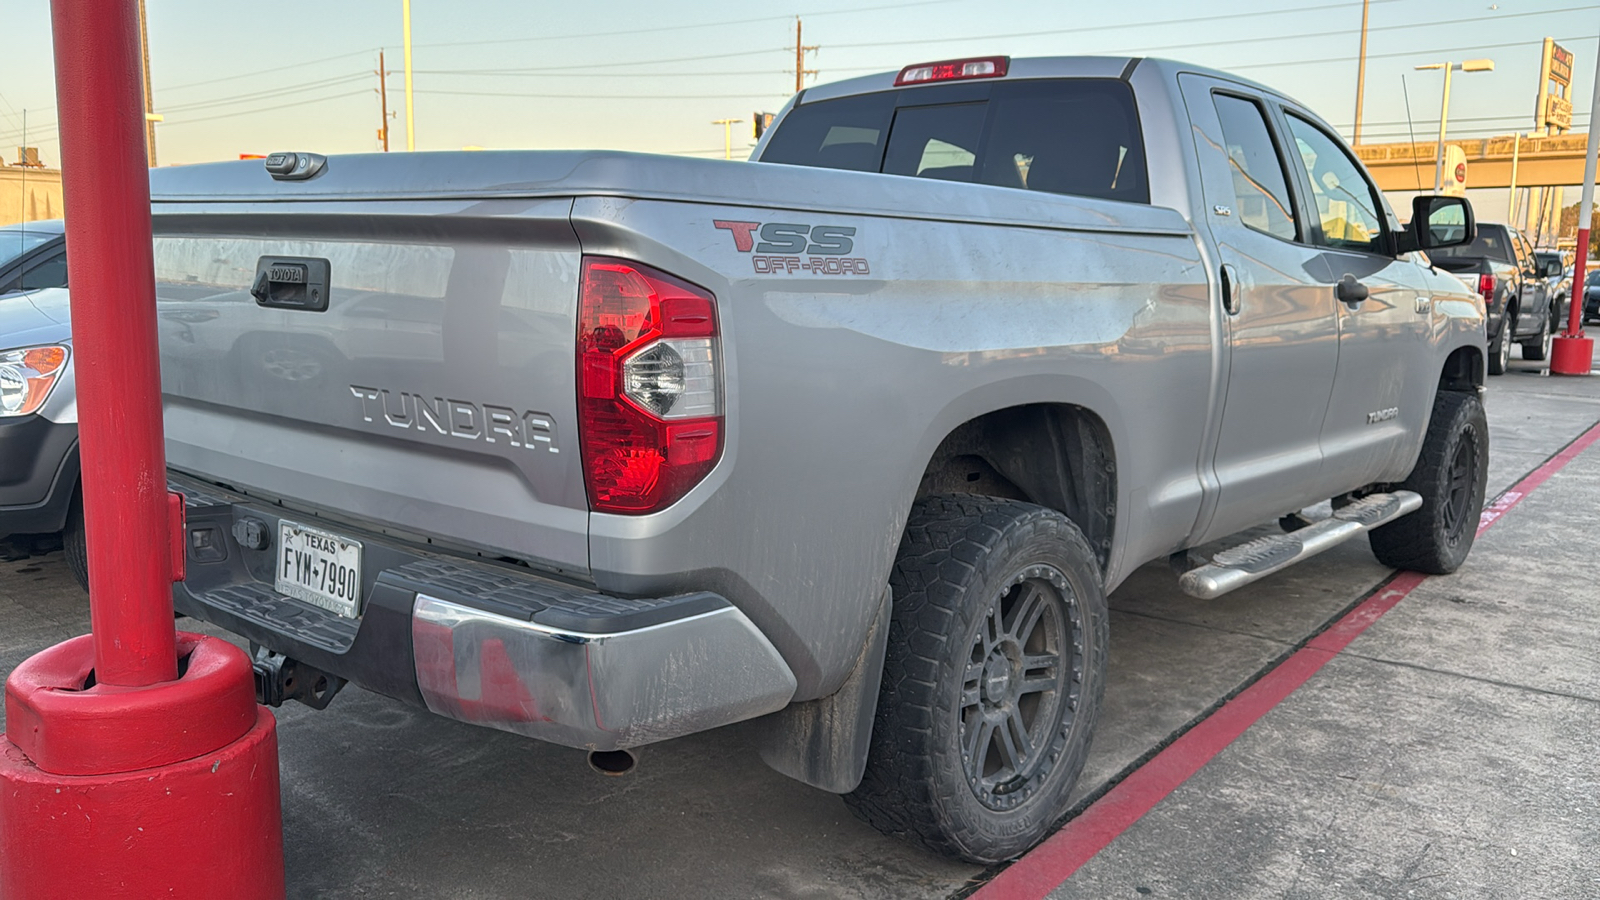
[151,201,589,575]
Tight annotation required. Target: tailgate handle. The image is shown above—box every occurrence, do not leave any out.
[251,256,331,312]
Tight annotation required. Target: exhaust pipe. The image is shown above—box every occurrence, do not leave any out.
[587,749,637,777]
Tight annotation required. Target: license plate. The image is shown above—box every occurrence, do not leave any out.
[274,520,363,618]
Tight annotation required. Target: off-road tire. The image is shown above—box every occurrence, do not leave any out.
[63,491,89,592]
[1368,391,1488,574]
[1521,306,1554,361]
[844,494,1109,864]
[1487,319,1512,375]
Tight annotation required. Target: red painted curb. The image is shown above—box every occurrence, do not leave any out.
[973,420,1600,900]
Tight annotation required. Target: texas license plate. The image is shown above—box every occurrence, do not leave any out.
[274,520,363,618]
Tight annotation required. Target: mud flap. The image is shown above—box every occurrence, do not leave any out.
[749,586,890,793]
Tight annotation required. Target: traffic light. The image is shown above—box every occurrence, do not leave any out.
[753,111,776,140]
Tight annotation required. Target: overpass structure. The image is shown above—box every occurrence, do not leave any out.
[1355,132,1591,191]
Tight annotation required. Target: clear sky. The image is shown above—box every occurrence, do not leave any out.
[1,0,1597,220]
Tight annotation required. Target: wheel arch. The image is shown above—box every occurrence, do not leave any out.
[914,403,1117,574]
[1439,343,1485,393]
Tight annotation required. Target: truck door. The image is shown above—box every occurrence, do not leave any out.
[1177,75,1341,542]
[1276,110,1432,486]
[1511,229,1548,338]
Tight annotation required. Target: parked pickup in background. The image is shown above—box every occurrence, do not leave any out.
[1428,223,1561,373]
[146,56,1489,863]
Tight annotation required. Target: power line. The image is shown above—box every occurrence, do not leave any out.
[414,69,788,78]
[411,0,967,50]
[1228,35,1592,72]
[826,2,1597,54]
[158,49,377,93]
[160,73,371,114]
[161,91,369,127]
[414,89,784,101]
[413,47,790,75]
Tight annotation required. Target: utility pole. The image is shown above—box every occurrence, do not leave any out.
[137,0,157,166]
[794,18,818,94]
[713,118,742,160]
[377,50,391,152]
[1352,0,1370,144]
[402,0,416,151]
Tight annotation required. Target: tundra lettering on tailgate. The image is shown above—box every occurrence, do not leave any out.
[349,386,559,453]
[714,220,872,275]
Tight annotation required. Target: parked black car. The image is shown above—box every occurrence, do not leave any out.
[1583,269,1600,324]
[1428,223,1561,374]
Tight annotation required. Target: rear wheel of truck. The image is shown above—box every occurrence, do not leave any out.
[1368,390,1488,575]
[845,494,1108,864]
[1487,318,1512,375]
[1521,306,1553,362]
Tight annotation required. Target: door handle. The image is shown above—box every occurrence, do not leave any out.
[1220,263,1241,315]
[1336,273,1369,307]
[1415,296,1432,315]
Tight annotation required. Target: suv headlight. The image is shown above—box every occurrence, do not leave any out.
[0,345,69,417]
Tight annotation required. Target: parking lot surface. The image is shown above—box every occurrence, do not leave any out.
[2,349,1597,898]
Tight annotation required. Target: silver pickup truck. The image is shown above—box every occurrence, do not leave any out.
[148,56,1487,862]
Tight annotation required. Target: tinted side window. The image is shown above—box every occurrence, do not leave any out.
[1428,224,1511,261]
[1211,94,1298,242]
[979,80,1148,204]
[761,92,896,172]
[1284,114,1385,254]
[19,250,68,291]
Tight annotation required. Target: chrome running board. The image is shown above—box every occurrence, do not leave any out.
[1179,491,1423,600]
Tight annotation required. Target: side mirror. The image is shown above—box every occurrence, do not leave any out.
[1544,259,1564,278]
[1397,195,1476,255]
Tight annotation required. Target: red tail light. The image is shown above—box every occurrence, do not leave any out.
[895,56,1009,87]
[1478,273,1496,302]
[577,257,722,514]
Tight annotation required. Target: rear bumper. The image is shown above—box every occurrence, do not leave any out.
[0,416,79,536]
[168,473,797,750]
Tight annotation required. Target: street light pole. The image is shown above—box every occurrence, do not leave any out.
[713,118,742,160]
[1415,59,1495,193]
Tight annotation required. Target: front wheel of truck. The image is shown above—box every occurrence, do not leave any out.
[1368,390,1488,574]
[844,494,1108,864]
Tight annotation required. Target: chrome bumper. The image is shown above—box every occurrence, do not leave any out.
[412,593,797,751]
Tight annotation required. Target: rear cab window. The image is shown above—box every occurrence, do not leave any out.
[1428,224,1514,263]
[762,78,1149,205]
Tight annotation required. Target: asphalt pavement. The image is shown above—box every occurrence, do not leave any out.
[1,346,1597,898]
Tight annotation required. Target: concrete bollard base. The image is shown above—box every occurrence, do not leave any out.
[0,633,284,899]
[1551,335,1595,376]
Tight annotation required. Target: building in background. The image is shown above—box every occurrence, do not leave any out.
[1,148,63,226]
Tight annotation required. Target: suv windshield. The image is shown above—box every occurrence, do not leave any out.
[1427,224,1514,262]
[0,227,58,269]
[762,78,1149,205]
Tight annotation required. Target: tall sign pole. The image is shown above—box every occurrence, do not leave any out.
[1352,0,1371,144]
[403,0,416,151]
[1550,45,1599,375]
[0,2,285,894]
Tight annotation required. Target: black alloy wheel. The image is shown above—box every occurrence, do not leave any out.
[960,564,1079,811]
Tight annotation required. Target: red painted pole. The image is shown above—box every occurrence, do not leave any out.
[1551,38,1599,374]
[49,0,178,684]
[0,3,285,896]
